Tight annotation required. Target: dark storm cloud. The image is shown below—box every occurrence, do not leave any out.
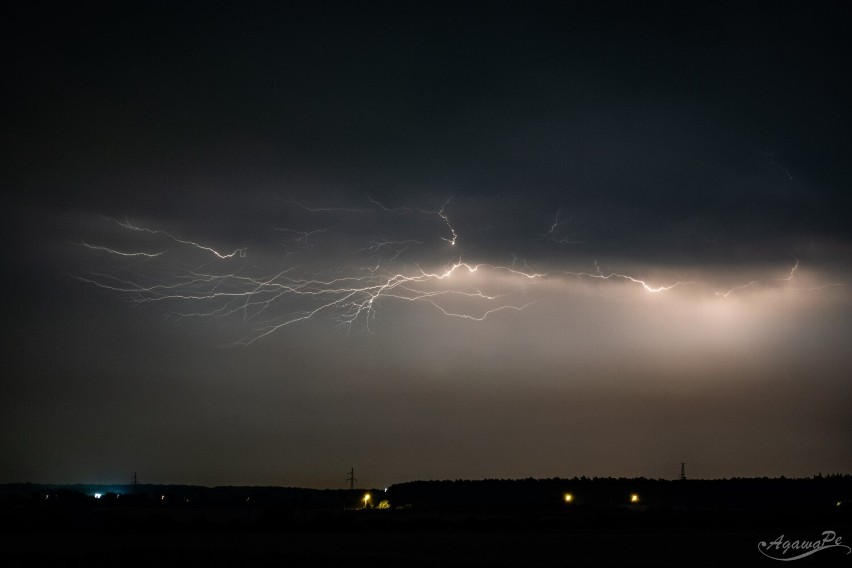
[7,2,851,245]
[3,2,851,485]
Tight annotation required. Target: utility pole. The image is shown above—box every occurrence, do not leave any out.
[132,472,138,493]
[679,462,686,481]
[346,467,356,491]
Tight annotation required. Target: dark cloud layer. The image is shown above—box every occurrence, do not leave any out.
[3,2,851,486]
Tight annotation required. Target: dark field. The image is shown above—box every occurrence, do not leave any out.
[3,521,850,567]
[0,528,832,567]
[2,478,850,567]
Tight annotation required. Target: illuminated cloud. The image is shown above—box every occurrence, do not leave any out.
[72,200,848,348]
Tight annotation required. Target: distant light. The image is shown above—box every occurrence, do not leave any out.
[630,493,640,503]
[384,487,388,493]
[564,493,573,503]
[160,495,165,500]
[94,493,102,499]
[838,501,843,508]
[363,493,371,507]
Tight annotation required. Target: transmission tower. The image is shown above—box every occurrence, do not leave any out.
[679,462,686,481]
[346,467,356,491]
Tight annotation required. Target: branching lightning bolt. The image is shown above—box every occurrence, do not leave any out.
[421,198,458,246]
[75,241,165,257]
[273,227,330,246]
[366,195,411,214]
[559,261,690,293]
[543,209,584,245]
[109,218,246,259]
[715,259,799,298]
[76,204,846,345]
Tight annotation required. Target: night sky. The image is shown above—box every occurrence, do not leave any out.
[3,1,851,488]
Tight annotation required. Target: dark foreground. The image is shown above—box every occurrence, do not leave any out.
[2,478,850,567]
[3,518,851,567]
